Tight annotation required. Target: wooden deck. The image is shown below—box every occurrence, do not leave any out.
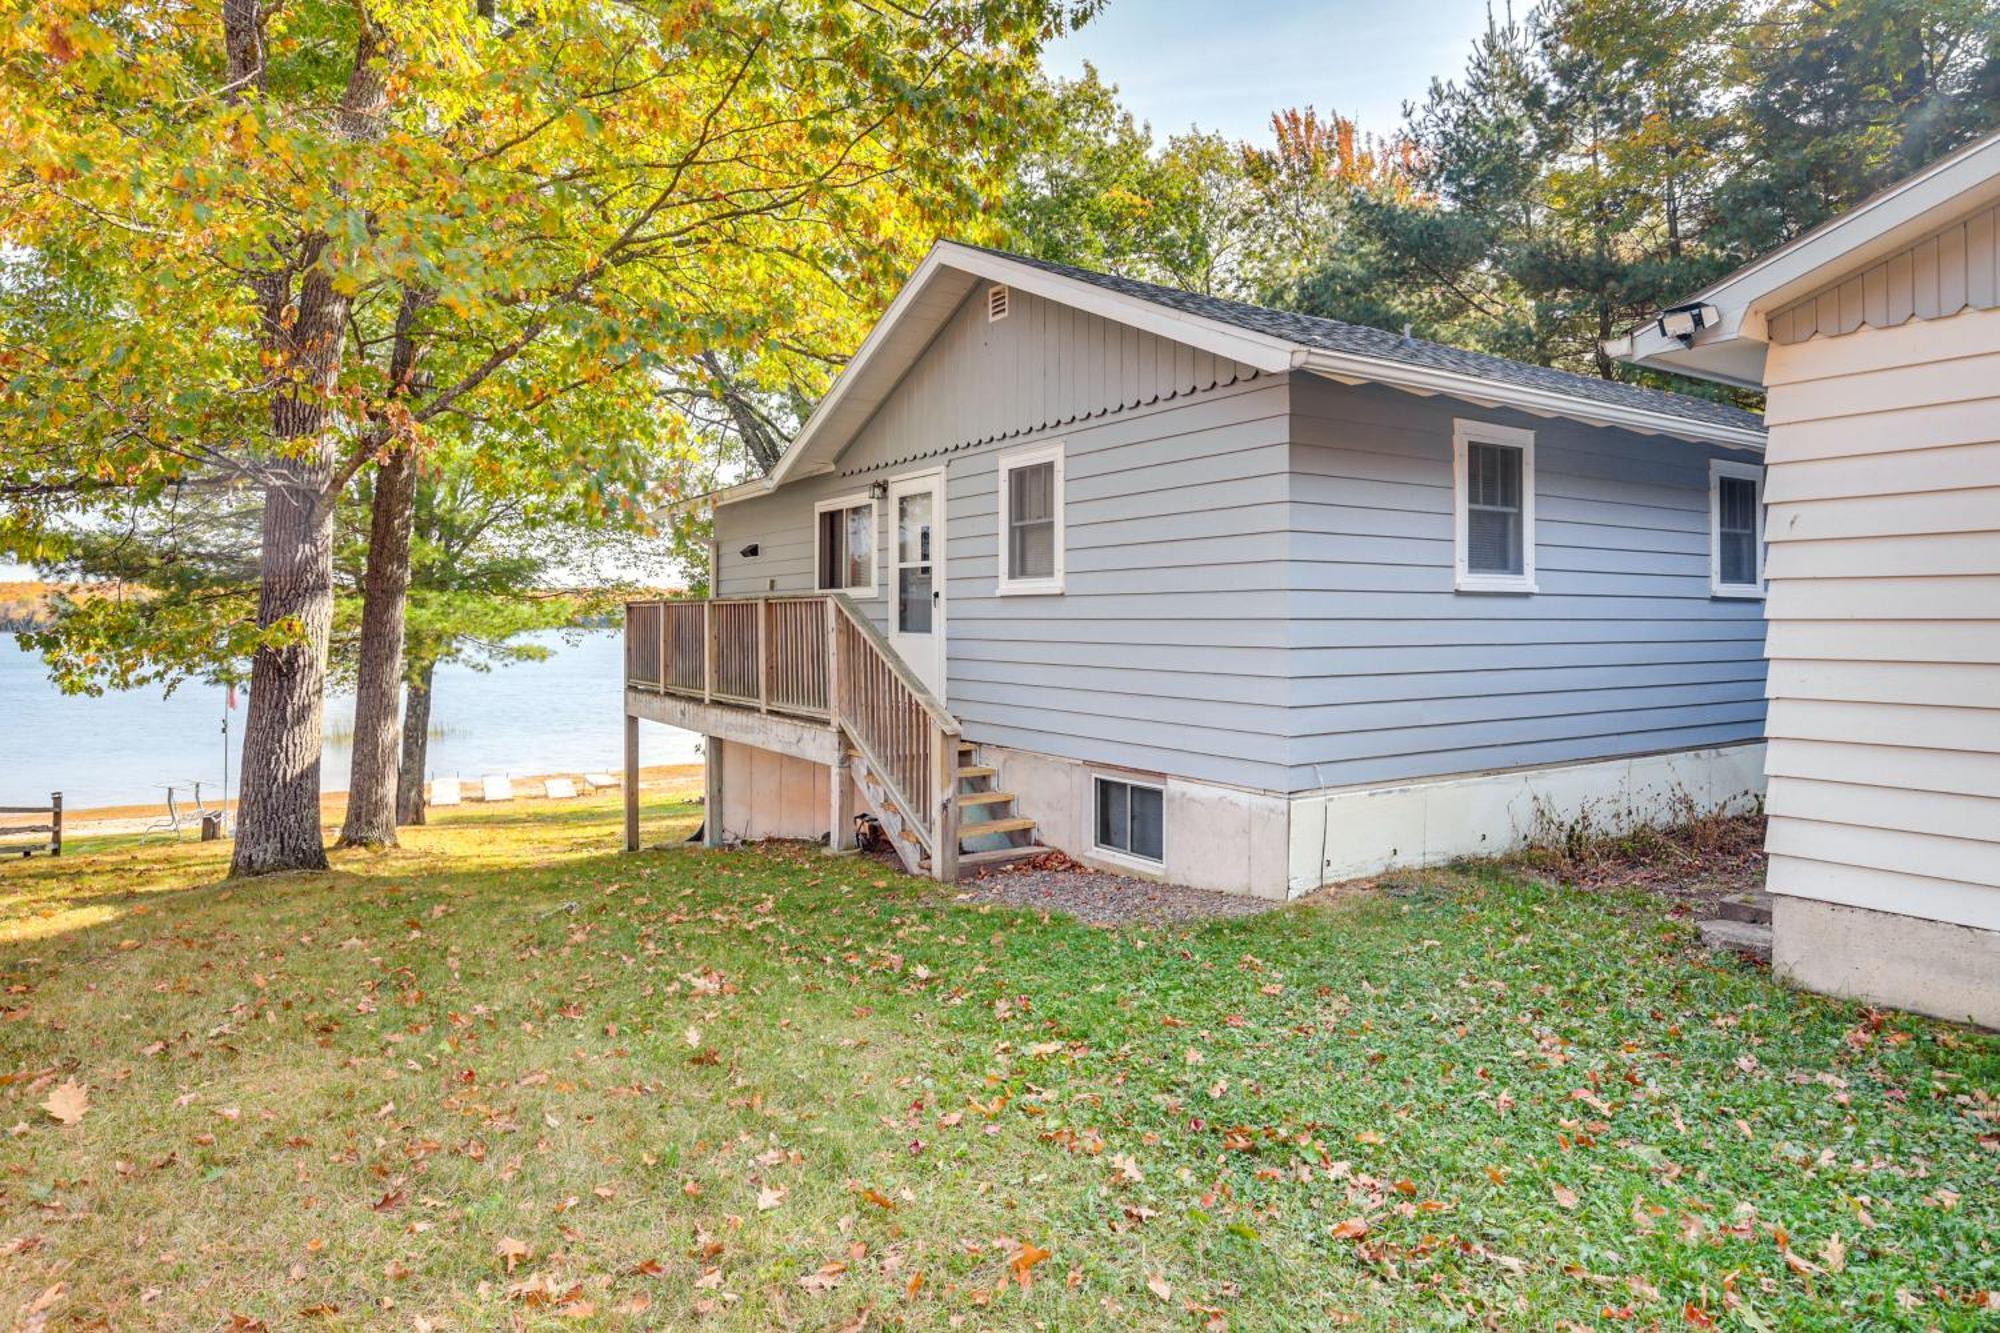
[623,595,966,880]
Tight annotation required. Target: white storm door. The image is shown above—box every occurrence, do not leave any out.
[887,471,946,698]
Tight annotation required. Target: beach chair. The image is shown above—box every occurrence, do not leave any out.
[480,775,515,803]
[429,778,462,807]
[544,777,578,800]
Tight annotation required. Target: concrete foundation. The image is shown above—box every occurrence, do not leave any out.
[1773,895,2000,1028]
[984,744,1292,900]
[1288,742,1766,894]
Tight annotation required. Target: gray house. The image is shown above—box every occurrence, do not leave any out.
[622,242,1770,898]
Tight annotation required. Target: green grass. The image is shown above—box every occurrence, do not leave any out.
[1,795,1995,1329]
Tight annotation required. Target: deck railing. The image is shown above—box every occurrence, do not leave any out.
[624,594,959,877]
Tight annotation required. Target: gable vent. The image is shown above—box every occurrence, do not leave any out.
[987,284,1010,322]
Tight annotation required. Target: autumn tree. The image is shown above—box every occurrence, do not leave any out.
[2,0,1099,870]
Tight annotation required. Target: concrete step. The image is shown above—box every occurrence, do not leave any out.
[1698,918,1772,963]
[1715,892,1773,926]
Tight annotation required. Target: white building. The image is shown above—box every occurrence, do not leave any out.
[1615,129,2000,1026]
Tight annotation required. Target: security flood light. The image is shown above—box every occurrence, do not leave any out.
[1656,303,1714,344]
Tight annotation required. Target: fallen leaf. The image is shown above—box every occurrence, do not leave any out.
[1009,1242,1051,1287]
[1330,1217,1369,1241]
[756,1186,786,1211]
[496,1238,530,1273]
[1551,1184,1579,1210]
[797,1260,846,1292]
[41,1080,87,1126]
[1146,1274,1173,1302]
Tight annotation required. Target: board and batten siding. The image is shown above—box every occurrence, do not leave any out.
[1768,201,2000,345]
[1285,376,1768,791]
[715,286,1296,791]
[1759,304,2000,934]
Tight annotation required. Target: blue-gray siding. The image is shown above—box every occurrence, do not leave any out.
[715,296,1768,795]
[1286,376,1767,790]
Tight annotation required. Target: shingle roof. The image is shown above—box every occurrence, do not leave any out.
[958,243,1765,437]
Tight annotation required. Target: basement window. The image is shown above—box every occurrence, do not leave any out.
[1710,459,1765,598]
[1094,776,1163,865]
[996,441,1064,595]
[1453,419,1537,593]
[814,494,877,597]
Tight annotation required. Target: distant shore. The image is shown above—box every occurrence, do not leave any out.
[56,763,703,837]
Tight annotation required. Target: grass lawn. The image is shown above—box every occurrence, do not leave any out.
[1,794,1995,1330]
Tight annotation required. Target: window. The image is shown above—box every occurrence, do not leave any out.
[1710,459,1764,598]
[996,442,1064,595]
[1453,420,1536,592]
[1094,776,1163,864]
[814,495,876,597]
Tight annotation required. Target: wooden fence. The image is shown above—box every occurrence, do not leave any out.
[0,793,61,859]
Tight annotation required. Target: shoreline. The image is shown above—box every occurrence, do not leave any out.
[50,763,704,838]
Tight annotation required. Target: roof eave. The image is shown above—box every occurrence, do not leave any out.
[1297,350,1765,452]
[1617,128,2000,387]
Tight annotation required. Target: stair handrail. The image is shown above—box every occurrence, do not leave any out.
[826,593,960,879]
[826,593,959,732]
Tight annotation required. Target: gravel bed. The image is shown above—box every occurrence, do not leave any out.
[952,853,1278,927]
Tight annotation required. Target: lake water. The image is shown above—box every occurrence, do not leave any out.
[0,630,701,810]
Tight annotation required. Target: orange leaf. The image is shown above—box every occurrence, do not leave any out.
[1009,1242,1051,1287]
[1329,1217,1369,1241]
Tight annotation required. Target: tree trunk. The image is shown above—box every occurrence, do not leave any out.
[230,457,338,874]
[337,446,418,846]
[338,286,431,848]
[226,20,386,875]
[396,661,435,826]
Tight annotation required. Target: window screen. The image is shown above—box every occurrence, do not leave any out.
[817,503,873,591]
[1094,778,1163,862]
[1716,475,1758,587]
[1007,460,1056,580]
[1465,441,1524,576]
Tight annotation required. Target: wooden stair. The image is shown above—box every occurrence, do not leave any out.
[923,742,1047,875]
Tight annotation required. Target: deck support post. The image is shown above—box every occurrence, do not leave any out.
[703,736,725,848]
[622,714,639,852]
[828,758,855,850]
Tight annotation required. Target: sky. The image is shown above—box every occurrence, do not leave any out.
[1,1,1497,584]
[1043,0,1498,146]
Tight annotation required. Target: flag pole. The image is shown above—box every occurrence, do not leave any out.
[221,682,233,837]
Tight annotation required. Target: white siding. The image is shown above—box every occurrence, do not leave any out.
[1760,304,2000,932]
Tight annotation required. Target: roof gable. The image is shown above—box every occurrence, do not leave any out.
[825,281,1266,478]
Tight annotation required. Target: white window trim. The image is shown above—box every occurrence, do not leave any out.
[1709,458,1766,599]
[813,492,878,598]
[1090,773,1165,869]
[1452,419,1538,594]
[995,440,1065,596]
